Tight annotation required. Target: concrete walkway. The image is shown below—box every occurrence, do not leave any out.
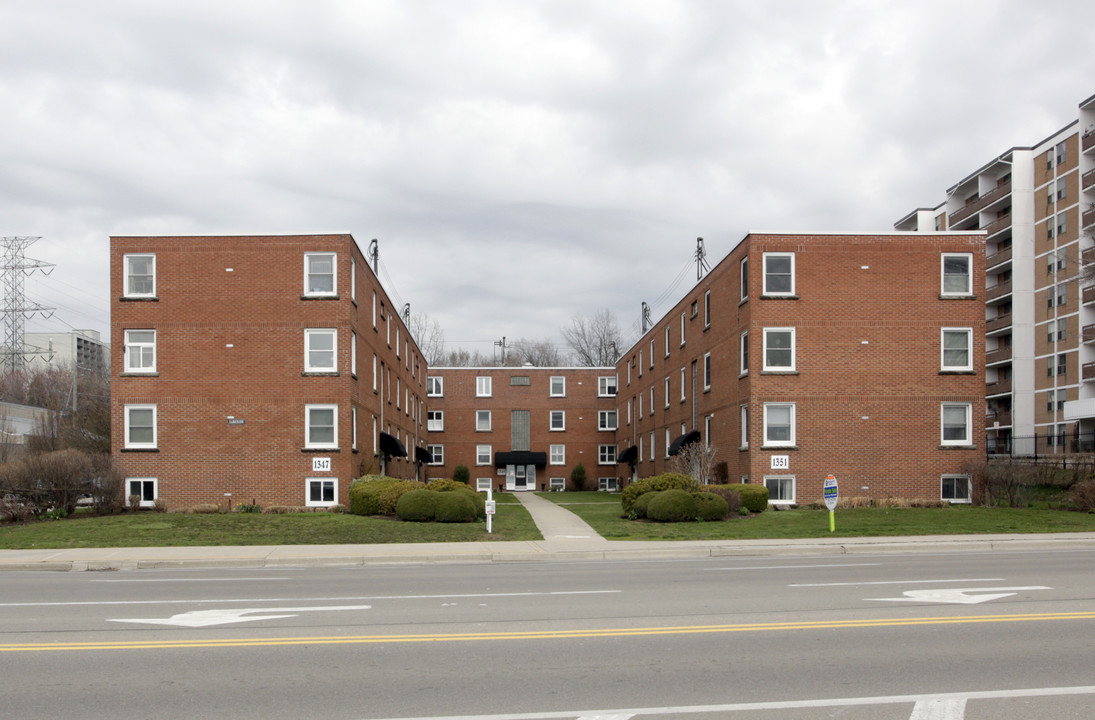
[513,492,607,544]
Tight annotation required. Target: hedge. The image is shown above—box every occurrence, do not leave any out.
[693,492,730,521]
[646,489,697,522]
[621,473,698,514]
[706,483,768,513]
[396,489,438,522]
[434,492,478,522]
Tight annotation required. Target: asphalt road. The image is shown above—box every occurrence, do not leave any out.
[2,549,1094,719]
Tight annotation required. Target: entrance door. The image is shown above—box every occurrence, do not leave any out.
[514,464,528,490]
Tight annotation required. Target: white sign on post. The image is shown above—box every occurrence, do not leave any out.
[823,475,838,511]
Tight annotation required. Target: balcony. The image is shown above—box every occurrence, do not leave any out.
[986,244,1012,270]
[1084,205,1095,230]
[982,215,1012,239]
[1085,324,1095,343]
[986,346,1012,365]
[949,179,1011,225]
[986,314,1012,334]
[985,280,1012,303]
[1084,285,1095,305]
[1084,129,1095,154]
[986,378,1012,396]
[986,410,1012,427]
[1084,247,1095,267]
[1084,362,1095,382]
[1084,168,1095,191]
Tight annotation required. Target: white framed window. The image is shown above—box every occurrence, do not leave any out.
[740,404,749,448]
[664,428,671,458]
[649,339,655,368]
[427,410,444,432]
[306,478,337,507]
[680,367,686,402]
[740,257,748,301]
[740,331,749,375]
[477,478,492,491]
[649,387,655,416]
[598,477,618,492]
[941,328,973,372]
[941,474,972,504]
[351,332,357,376]
[664,327,671,357]
[680,311,686,346]
[550,410,565,431]
[304,252,337,296]
[124,329,156,373]
[352,407,358,450]
[762,252,795,296]
[124,404,157,449]
[550,477,565,491]
[372,354,378,392]
[476,376,492,397]
[664,377,671,408]
[550,376,566,397]
[598,376,617,397]
[638,350,643,377]
[304,329,337,372]
[476,444,492,466]
[599,410,617,431]
[638,392,643,418]
[941,253,973,296]
[427,444,444,465]
[649,431,655,461]
[626,399,632,425]
[598,444,617,465]
[763,328,796,371]
[427,376,443,397]
[764,475,795,504]
[550,444,565,465]
[705,414,713,450]
[350,257,356,302]
[703,353,711,390]
[626,362,631,386]
[763,402,795,447]
[704,290,711,327]
[124,254,156,297]
[372,290,377,328]
[476,410,492,432]
[941,403,972,446]
[127,477,158,507]
[305,404,338,449]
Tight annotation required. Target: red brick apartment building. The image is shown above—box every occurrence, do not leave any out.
[423,367,620,491]
[111,234,427,509]
[613,232,987,505]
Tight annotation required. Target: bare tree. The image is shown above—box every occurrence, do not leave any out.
[561,309,623,366]
[671,442,717,485]
[437,347,493,367]
[507,338,565,367]
[407,312,447,365]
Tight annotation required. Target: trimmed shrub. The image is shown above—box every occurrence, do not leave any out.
[707,483,768,513]
[453,465,470,485]
[348,476,403,516]
[396,489,438,522]
[571,462,587,491]
[434,491,478,523]
[630,490,657,519]
[377,480,425,515]
[427,478,467,493]
[702,486,742,516]
[693,492,730,521]
[647,489,697,522]
[621,473,698,514]
[185,503,221,514]
[1071,480,1095,512]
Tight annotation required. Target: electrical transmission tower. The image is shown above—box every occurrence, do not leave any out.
[2,236,55,373]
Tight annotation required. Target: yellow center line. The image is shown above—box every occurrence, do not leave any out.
[4,611,1094,652]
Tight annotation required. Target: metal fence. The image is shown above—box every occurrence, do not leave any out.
[987,432,1095,459]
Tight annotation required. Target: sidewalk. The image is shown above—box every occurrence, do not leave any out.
[2,493,1095,572]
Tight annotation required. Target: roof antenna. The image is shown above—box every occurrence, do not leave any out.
[696,237,710,281]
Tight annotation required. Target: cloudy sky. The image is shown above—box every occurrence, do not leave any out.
[3,0,1094,360]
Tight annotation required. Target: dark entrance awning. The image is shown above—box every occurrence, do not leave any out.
[378,432,407,458]
[617,445,639,465]
[495,451,548,468]
[667,430,701,456]
[414,446,432,465]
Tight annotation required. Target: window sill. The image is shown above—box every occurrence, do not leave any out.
[120,372,159,377]
[939,294,977,300]
[739,445,749,452]
[739,372,749,378]
[760,370,799,375]
[759,294,799,300]
[302,371,340,377]
[761,445,799,450]
[121,447,159,453]
[301,294,340,301]
[738,297,748,307]
[302,447,341,453]
[939,370,976,375]
[939,444,976,450]
[119,296,159,302]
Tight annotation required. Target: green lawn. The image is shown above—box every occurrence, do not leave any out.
[0,494,542,549]
[540,492,1095,540]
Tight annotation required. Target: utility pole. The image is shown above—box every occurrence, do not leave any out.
[641,301,651,334]
[368,238,379,275]
[695,237,710,281]
[1,237,55,373]
[494,336,506,365]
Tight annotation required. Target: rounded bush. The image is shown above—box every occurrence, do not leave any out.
[693,492,730,521]
[646,489,697,522]
[621,473,698,514]
[427,478,467,493]
[377,480,426,515]
[396,489,437,522]
[630,490,657,519]
[434,491,478,523]
[707,483,768,513]
[702,486,742,516]
[349,476,403,516]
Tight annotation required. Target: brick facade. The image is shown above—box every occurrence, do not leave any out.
[111,234,426,509]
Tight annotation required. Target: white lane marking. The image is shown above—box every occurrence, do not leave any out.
[716,563,882,570]
[867,586,1051,605]
[358,685,1095,719]
[910,696,966,720]
[0,589,620,609]
[110,605,373,627]
[577,715,633,720]
[791,578,1003,587]
[89,577,290,582]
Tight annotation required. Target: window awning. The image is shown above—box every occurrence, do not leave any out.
[414,446,433,465]
[617,445,639,465]
[494,451,548,468]
[378,432,407,458]
[667,430,701,456]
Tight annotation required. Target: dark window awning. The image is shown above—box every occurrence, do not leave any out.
[414,446,432,465]
[495,451,548,468]
[378,432,407,458]
[667,430,701,456]
[617,445,639,465]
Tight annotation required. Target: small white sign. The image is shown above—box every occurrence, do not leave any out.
[770,455,790,470]
[485,500,496,515]
[312,457,331,472]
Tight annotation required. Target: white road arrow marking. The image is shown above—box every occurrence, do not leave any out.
[109,604,372,627]
[866,586,1050,605]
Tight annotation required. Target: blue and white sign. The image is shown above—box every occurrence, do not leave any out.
[823,475,839,511]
